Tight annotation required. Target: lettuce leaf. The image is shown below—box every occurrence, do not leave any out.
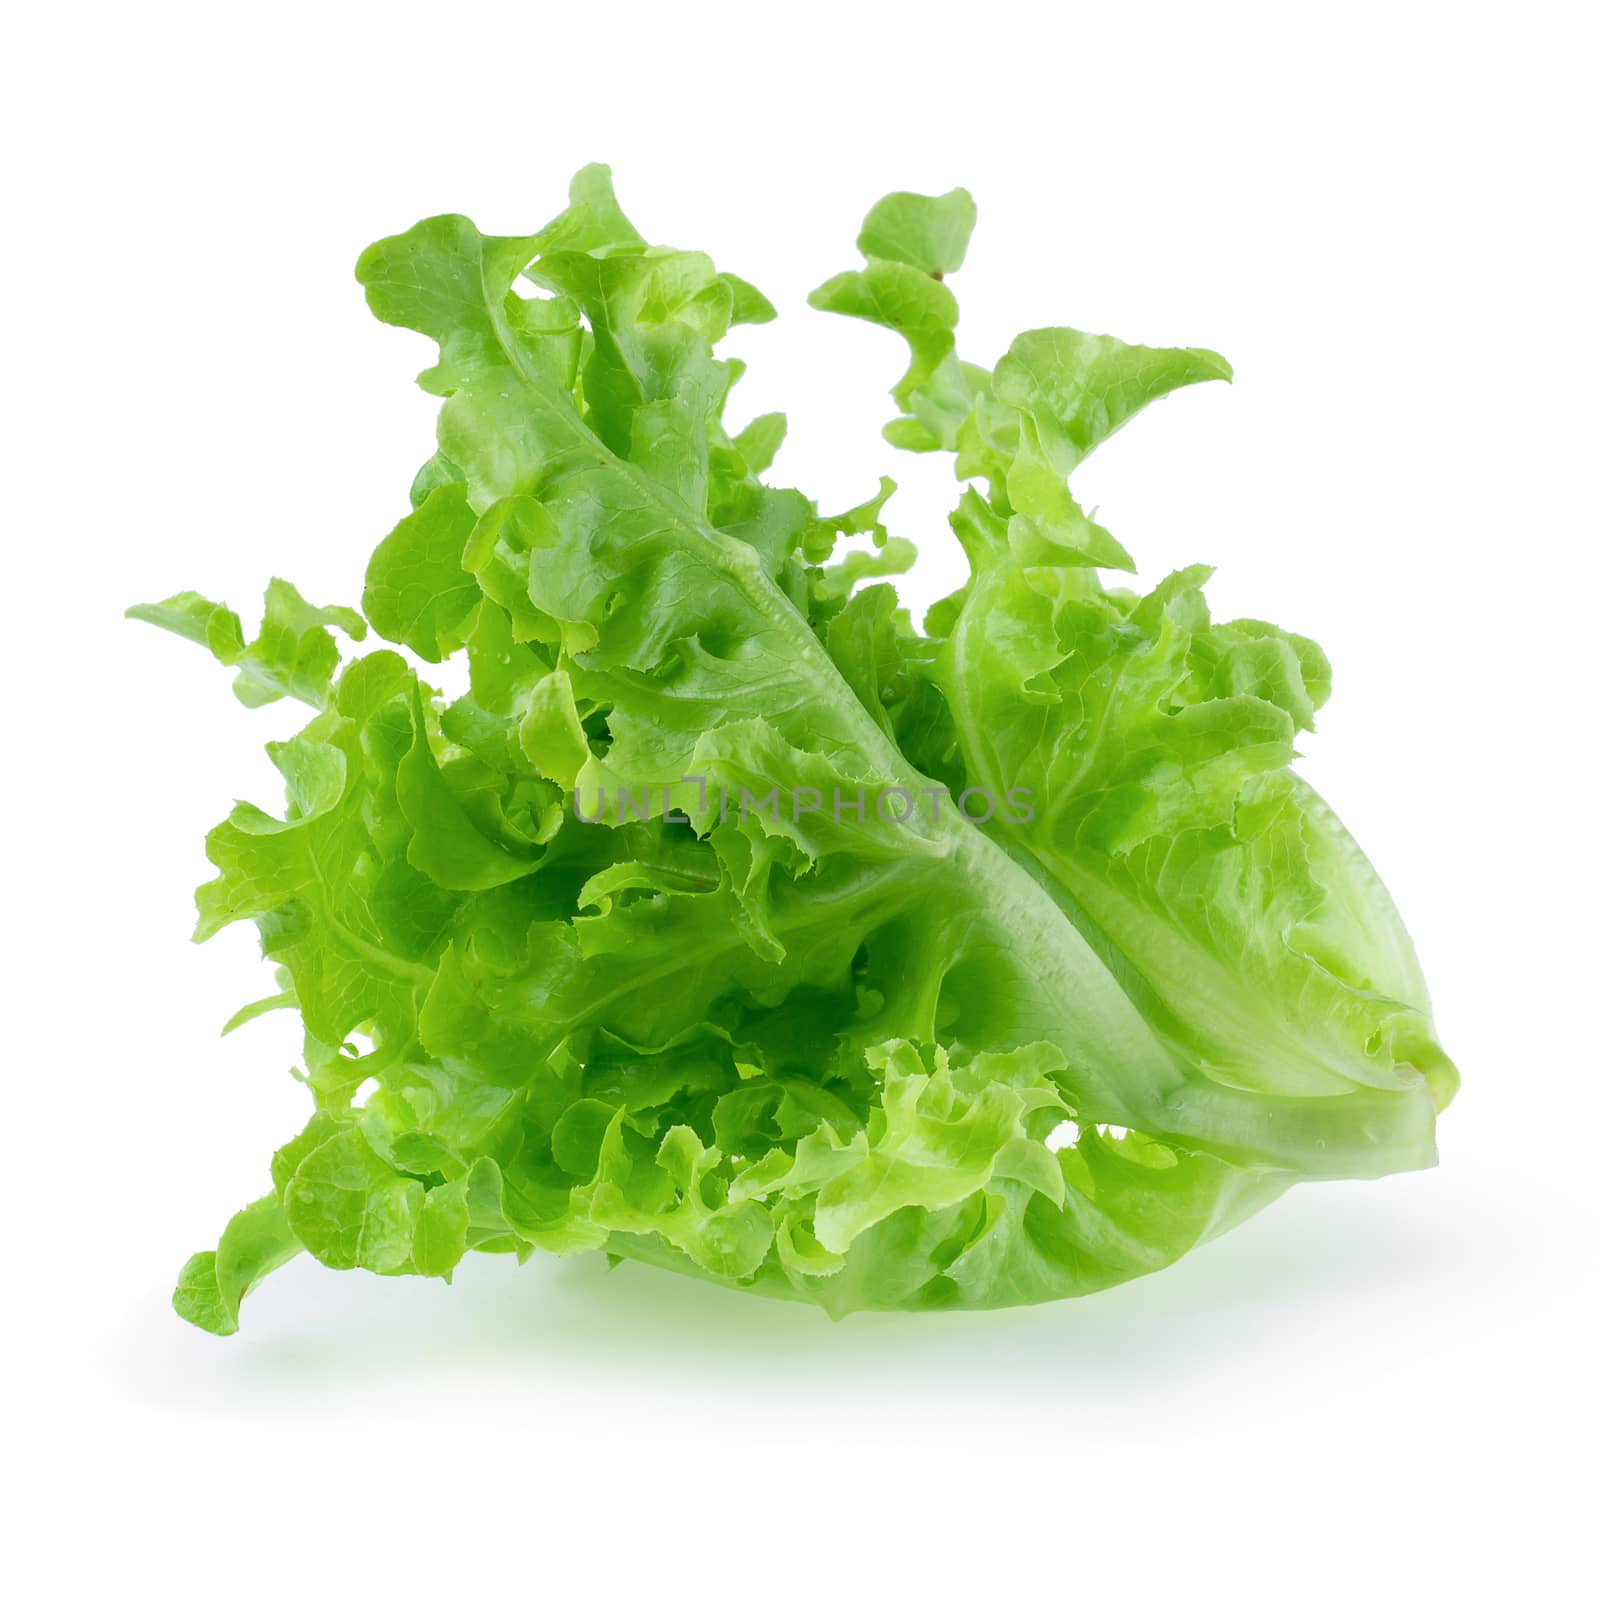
[130,166,1454,1331]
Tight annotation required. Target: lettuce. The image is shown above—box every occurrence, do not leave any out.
[131,167,1455,1332]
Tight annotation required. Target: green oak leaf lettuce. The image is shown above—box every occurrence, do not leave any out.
[131,167,1454,1332]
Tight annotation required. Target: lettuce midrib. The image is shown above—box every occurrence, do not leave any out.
[436,250,1202,1089]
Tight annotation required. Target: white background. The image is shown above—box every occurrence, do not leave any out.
[9,2,1596,1593]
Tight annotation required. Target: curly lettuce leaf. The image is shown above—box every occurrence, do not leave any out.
[129,167,1453,1332]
